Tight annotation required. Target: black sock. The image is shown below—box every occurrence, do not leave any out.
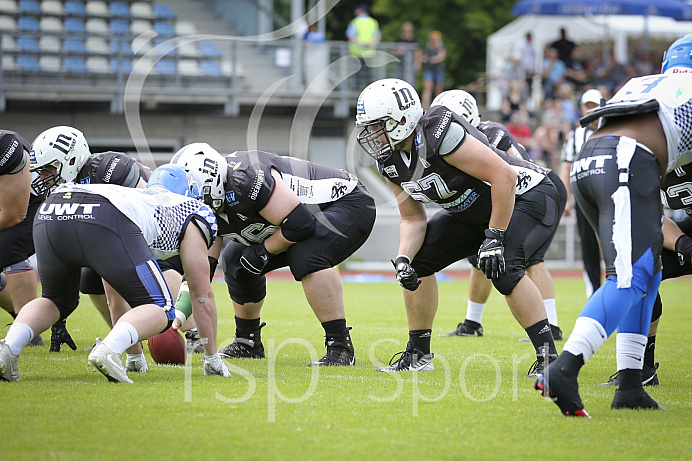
[409,329,432,354]
[525,319,557,355]
[10,312,17,319]
[235,316,260,332]
[644,335,656,369]
[321,319,347,337]
[618,368,643,391]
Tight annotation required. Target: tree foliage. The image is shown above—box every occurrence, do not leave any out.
[326,0,518,90]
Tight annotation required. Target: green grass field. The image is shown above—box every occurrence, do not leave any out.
[2,274,691,460]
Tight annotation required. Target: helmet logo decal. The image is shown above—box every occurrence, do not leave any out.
[460,98,474,117]
[49,134,75,155]
[356,99,366,115]
[393,87,415,111]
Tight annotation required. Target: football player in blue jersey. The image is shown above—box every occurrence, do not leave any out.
[534,33,692,416]
[356,78,562,374]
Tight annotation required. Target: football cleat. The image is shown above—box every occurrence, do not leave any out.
[88,343,133,384]
[600,363,659,387]
[439,320,483,337]
[376,342,434,372]
[125,352,149,373]
[27,334,44,347]
[219,322,266,359]
[0,339,20,381]
[185,328,205,354]
[527,345,558,378]
[534,363,590,417]
[309,328,355,367]
[611,387,665,410]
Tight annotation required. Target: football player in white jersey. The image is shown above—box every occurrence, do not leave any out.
[534,33,692,416]
[0,164,230,383]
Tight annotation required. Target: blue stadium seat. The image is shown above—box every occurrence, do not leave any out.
[110,57,131,74]
[63,37,86,54]
[152,4,175,20]
[64,18,86,34]
[109,19,130,35]
[198,41,221,58]
[199,60,223,77]
[109,37,131,55]
[17,16,39,32]
[64,1,86,17]
[16,54,40,71]
[109,1,130,18]
[153,20,175,36]
[16,34,39,52]
[155,58,177,76]
[18,0,39,15]
[63,56,88,73]
[153,38,176,57]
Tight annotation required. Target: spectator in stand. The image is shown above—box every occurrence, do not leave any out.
[500,79,528,123]
[501,53,527,100]
[530,98,570,171]
[556,82,578,128]
[394,21,420,84]
[421,30,446,108]
[346,3,381,89]
[513,32,536,86]
[565,46,589,91]
[542,46,566,100]
[506,109,533,149]
[550,28,576,66]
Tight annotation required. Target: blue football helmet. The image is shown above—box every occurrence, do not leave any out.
[662,33,692,74]
[147,164,204,200]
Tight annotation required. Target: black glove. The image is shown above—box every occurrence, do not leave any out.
[391,255,421,291]
[477,228,506,279]
[240,243,269,276]
[675,234,692,266]
[50,319,77,352]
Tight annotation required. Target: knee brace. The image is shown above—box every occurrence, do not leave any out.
[280,203,315,243]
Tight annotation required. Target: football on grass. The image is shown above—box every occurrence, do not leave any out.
[148,328,187,365]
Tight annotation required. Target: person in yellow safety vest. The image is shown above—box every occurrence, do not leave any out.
[346,3,380,89]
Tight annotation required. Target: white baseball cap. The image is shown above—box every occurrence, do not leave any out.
[581,89,603,106]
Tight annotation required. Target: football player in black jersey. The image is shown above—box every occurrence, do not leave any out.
[430,90,566,345]
[356,78,561,373]
[172,143,376,367]
[0,126,149,352]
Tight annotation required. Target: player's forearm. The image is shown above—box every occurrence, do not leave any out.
[397,218,427,260]
[190,289,218,355]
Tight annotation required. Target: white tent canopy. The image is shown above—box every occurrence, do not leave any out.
[485,14,692,110]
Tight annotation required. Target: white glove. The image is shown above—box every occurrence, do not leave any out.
[203,353,231,377]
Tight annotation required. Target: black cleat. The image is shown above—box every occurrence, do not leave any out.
[551,324,563,341]
[611,387,665,410]
[600,363,659,387]
[220,322,266,359]
[527,345,558,378]
[376,342,434,372]
[27,334,44,347]
[310,327,355,366]
[184,328,204,354]
[438,320,483,337]
[534,362,590,417]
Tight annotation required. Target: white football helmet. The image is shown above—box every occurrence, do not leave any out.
[355,78,423,161]
[30,126,90,195]
[171,142,228,212]
[431,90,481,127]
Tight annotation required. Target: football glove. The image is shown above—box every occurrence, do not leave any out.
[391,255,421,291]
[203,353,232,377]
[50,319,77,352]
[477,228,506,279]
[240,243,269,276]
[675,234,692,267]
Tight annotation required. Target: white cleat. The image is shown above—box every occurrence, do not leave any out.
[88,343,133,384]
[0,339,20,381]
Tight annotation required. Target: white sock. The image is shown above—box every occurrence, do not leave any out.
[544,298,558,326]
[616,333,646,371]
[102,322,139,354]
[4,323,34,356]
[465,301,485,324]
[563,316,608,362]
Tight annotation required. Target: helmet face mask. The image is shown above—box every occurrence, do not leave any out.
[355,78,423,162]
[171,143,227,212]
[662,33,692,74]
[29,126,90,196]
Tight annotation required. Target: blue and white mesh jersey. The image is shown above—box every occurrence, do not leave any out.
[606,73,692,172]
[53,183,217,260]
